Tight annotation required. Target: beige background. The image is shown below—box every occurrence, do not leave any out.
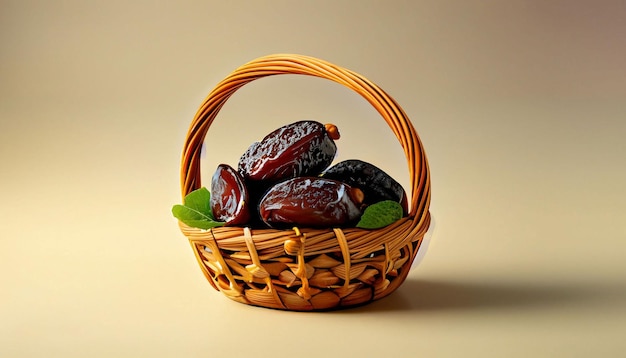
[2,0,625,357]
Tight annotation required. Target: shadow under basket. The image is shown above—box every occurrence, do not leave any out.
[177,54,432,311]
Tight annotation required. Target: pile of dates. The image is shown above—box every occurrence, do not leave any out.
[210,120,408,229]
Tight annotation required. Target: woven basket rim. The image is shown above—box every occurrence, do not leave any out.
[179,214,431,247]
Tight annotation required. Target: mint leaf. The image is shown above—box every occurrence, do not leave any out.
[172,187,225,229]
[183,187,213,219]
[356,200,404,229]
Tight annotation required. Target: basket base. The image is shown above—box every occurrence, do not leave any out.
[199,240,419,312]
[219,272,412,312]
[184,214,431,312]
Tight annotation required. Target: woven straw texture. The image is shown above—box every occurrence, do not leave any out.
[178,54,431,311]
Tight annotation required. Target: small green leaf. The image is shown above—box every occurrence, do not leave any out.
[172,187,225,229]
[182,187,214,220]
[356,200,404,229]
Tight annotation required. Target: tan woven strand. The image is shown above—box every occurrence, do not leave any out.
[178,54,431,310]
[333,228,352,299]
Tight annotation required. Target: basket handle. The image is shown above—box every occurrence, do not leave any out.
[180,53,430,218]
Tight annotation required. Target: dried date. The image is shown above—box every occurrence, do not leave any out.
[238,121,339,182]
[258,177,364,228]
[321,159,408,214]
[210,164,250,226]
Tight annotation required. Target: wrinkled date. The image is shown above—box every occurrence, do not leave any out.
[238,121,339,182]
[259,177,364,228]
[321,159,408,214]
[210,164,250,226]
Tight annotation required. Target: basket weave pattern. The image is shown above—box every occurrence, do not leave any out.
[178,54,431,311]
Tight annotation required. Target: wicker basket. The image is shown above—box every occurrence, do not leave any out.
[177,54,431,311]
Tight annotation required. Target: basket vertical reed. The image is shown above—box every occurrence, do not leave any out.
[177,54,431,311]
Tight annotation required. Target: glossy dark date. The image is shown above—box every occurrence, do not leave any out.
[238,121,338,182]
[210,164,250,226]
[321,159,408,214]
[258,177,364,228]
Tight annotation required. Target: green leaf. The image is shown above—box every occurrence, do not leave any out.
[172,187,225,229]
[183,187,214,220]
[356,200,404,229]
